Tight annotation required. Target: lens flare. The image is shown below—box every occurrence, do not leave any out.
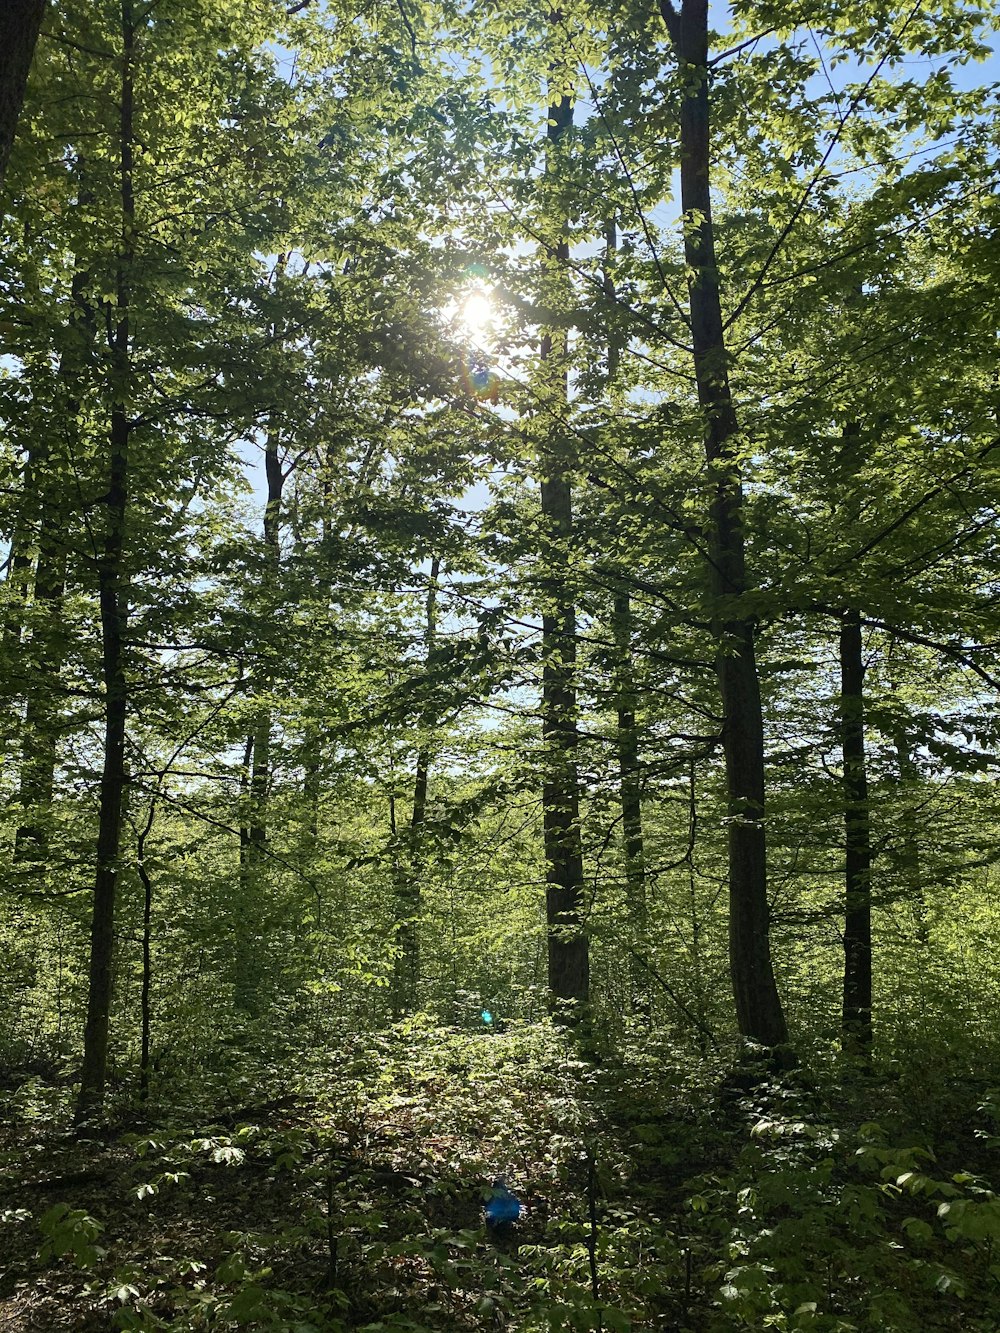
[454,288,500,402]
[460,290,494,340]
[460,358,500,403]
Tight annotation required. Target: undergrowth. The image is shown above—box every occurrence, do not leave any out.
[2,1021,1000,1331]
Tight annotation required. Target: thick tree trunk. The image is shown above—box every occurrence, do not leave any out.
[76,3,134,1120]
[659,0,786,1046]
[0,0,45,190]
[539,84,589,1015]
[839,608,873,1051]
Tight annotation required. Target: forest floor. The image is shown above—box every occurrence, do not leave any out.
[1,1022,998,1332]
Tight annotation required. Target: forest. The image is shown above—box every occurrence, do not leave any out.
[1,0,1000,1327]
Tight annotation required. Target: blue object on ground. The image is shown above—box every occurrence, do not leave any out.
[481,1009,493,1025]
[484,1180,522,1226]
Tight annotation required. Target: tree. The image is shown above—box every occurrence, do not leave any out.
[77,0,136,1119]
[2,0,1000,1125]
[656,0,787,1046]
[0,0,386,1111]
[0,0,45,190]
[391,555,440,1016]
[537,72,590,1017]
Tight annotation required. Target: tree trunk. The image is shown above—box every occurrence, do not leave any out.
[136,799,156,1099]
[14,258,93,858]
[12,387,75,856]
[0,0,45,190]
[613,589,648,1011]
[539,82,589,1015]
[839,607,873,1051]
[248,423,283,848]
[77,410,129,1117]
[659,0,786,1046]
[886,641,927,940]
[893,724,928,940]
[238,730,254,864]
[76,2,134,1120]
[236,422,283,1013]
[603,219,646,1010]
[392,556,440,1015]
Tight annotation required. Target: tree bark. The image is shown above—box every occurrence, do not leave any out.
[659,0,786,1046]
[12,564,59,858]
[14,447,67,853]
[892,723,928,940]
[0,0,45,191]
[236,421,283,1014]
[392,556,439,1015]
[613,589,648,1011]
[539,81,589,1015]
[136,799,156,1099]
[603,219,647,1010]
[839,607,873,1051]
[248,423,283,849]
[14,261,92,859]
[76,2,134,1119]
[886,641,927,940]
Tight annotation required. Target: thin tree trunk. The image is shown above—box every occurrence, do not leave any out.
[304,735,321,846]
[539,79,589,1015]
[603,218,647,1011]
[248,708,271,851]
[136,799,156,1099]
[77,1,135,1119]
[392,556,440,1015]
[236,421,283,1013]
[3,509,33,654]
[0,0,45,190]
[14,258,93,857]
[302,725,322,928]
[839,607,873,1051]
[686,759,710,1046]
[659,0,786,1046]
[886,641,927,940]
[613,588,648,1011]
[14,415,72,859]
[892,725,928,939]
[603,215,620,381]
[235,719,262,1012]
[238,731,253,864]
[248,422,283,849]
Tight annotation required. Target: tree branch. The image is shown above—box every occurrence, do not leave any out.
[658,0,681,47]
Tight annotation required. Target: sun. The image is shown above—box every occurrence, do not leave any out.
[459,289,495,341]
